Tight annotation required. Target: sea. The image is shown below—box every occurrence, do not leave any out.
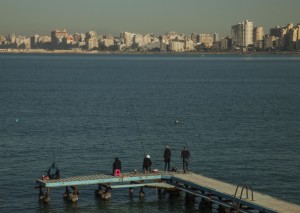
[0,53,299,213]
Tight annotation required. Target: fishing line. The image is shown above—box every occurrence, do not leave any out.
[175,119,193,159]
[175,119,189,148]
[130,97,146,157]
[161,120,182,170]
[102,124,115,157]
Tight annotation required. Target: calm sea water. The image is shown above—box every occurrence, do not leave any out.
[0,54,299,212]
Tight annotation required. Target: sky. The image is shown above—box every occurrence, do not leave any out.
[0,0,300,37]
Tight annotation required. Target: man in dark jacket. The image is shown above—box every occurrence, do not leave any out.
[164,146,171,171]
[47,162,60,179]
[143,155,152,172]
[181,147,190,173]
[113,157,122,175]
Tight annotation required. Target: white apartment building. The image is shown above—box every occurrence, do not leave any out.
[169,41,185,52]
[185,40,194,51]
[87,38,98,50]
[231,20,254,48]
[213,33,219,42]
[121,32,135,47]
[101,38,114,47]
[133,34,154,48]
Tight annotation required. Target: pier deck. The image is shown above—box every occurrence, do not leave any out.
[36,171,300,213]
[171,173,300,213]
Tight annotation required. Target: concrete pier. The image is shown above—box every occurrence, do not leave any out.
[36,171,300,213]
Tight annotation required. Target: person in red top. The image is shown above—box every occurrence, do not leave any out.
[112,157,122,175]
[181,147,190,173]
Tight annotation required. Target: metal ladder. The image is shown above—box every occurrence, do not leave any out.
[231,185,254,212]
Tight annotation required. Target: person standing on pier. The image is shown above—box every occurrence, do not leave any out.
[181,147,190,173]
[164,146,171,171]
[143,155,152,172]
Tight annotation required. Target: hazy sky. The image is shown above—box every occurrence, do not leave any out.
[1,0,299,37]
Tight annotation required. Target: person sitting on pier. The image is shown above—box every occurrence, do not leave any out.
[164,145,171,171]
[143,155,152,172]
[181,147,190,173]
[47,162,60,179]
[112,157,122,176]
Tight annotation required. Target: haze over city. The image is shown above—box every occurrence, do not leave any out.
[1,0,300,36]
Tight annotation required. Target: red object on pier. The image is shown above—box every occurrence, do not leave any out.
[114,169,121,177]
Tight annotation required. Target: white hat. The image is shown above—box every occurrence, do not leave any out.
[146,155,150,158]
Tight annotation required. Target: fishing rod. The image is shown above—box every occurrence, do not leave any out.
[130,97,146,156]
[52,151,56,164]
[175,119,193,159]
[159,120,182,171]
[175,119,189,149]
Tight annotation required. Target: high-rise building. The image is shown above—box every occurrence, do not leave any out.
[121,32,135,47]
[30,34,39,49]
[87,38,98,50]
[263,35,277,50]
[213,33,219,43]
[85,31,98,50]
[287,28,298,50]
[270,26,283,37]
[220,37,232,50]
[253,27,264,41]
[253,27,264,49]
[51,29,68,49]
[231,20,254,48]
[184,40,194,51]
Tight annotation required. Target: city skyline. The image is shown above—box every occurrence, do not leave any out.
[1,0,300,37]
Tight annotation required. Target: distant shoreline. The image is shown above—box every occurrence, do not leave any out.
[0,48,300,56]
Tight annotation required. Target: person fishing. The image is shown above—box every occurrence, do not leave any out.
[143,155,152,172]
[112,157,122,175]
[47,162,60,179]
[181,146,190,173]
[164,146,171,171]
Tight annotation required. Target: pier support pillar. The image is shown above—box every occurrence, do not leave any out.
[185,193,195,203]
[38,185,50,204]
[129,181,134,196]
[199,198,212,210]
[166,189,181,197]
[69,186,79,202]
[129,187,134,196]
[217,205,232,213]
[101,188,111,200]
[157,188,162,194]
[38,186,44,202]
[63,186,71,200]
[95,184,105,197]
[42,187,51,204]
[139,187,145,198]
